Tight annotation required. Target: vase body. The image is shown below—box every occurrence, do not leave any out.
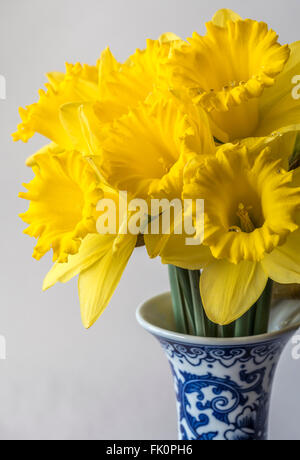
[157,333,291,440]
[137,293,300,441]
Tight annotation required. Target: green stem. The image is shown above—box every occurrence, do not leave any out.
[235,307,255,338]
[206,319,218,338]
[188,270,206,336]
[219,324,235,338]
[168,266,188,334]
[176,268,196,335]
[253,279,273,335]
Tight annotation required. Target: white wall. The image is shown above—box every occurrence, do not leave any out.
[0,0,299,439]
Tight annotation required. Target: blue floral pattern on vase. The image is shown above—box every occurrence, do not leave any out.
[155,332,293,441]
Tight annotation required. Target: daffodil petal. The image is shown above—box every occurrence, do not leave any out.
[59,102,105,156]
[25,142,65,167]
[43,234,115,290]
[257,41,300,136]
[200,259,268,325]
[262,228,300,283]
[160,236,213,269]
[78,235,137,328]
[237,127,299,170]
[46,72,65,90]
[158,33,182,44]
[13,63,99,146]
[211,9,242,27]
[99,39,171,110]
[98,47,121,97]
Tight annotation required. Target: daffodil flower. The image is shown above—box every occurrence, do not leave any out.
[20,152,137,328]
[58,35,183,159]
[168,9,300,144]
[97,34,182,118]
[155,144,300,325]
[43,184,137,328]
[98,93,215,199]
[15,12,300,332]
[14,35,182,329]
[13,35,182,156]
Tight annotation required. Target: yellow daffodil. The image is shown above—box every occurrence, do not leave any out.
[59,36,183,159]
[98,35,182,117]
[168,9,300,144]
[15,37,183,328]
[20,148,103,262]
[98,94,215,199]
[15,14,300,333]
[143,114,299,262]
[13,35,182,157]
[21,152,137,327]
[43,184,137,328]
[161,144,300,325]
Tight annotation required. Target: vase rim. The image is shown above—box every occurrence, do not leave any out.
[136,291,300,345]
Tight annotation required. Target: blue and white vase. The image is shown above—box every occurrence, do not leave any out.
[137,292,300,441]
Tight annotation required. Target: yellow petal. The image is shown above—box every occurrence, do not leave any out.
[208,98,260,142]
[25,142,65,167]
[13,63,99,146]
[99,39,167,109]
[98,41,174,125]
[98,35,184,120]
[78,235,137,328]
[43,234,114,290]
[237,126,298,170]
[158,33,181,44]
[46,72,65,91]
[98,47,121,98]
[145,233,213,269]
[211,9,242,27]
[200,259,268,325]
[261,228,300,283]
[257,41,300,136]
[59,102,106,156]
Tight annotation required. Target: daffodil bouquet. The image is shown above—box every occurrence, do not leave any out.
[15,9,300,338]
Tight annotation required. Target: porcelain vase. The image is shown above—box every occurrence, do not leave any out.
[137,292,300,441]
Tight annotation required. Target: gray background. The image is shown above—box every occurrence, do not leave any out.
[0,0,299,440]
